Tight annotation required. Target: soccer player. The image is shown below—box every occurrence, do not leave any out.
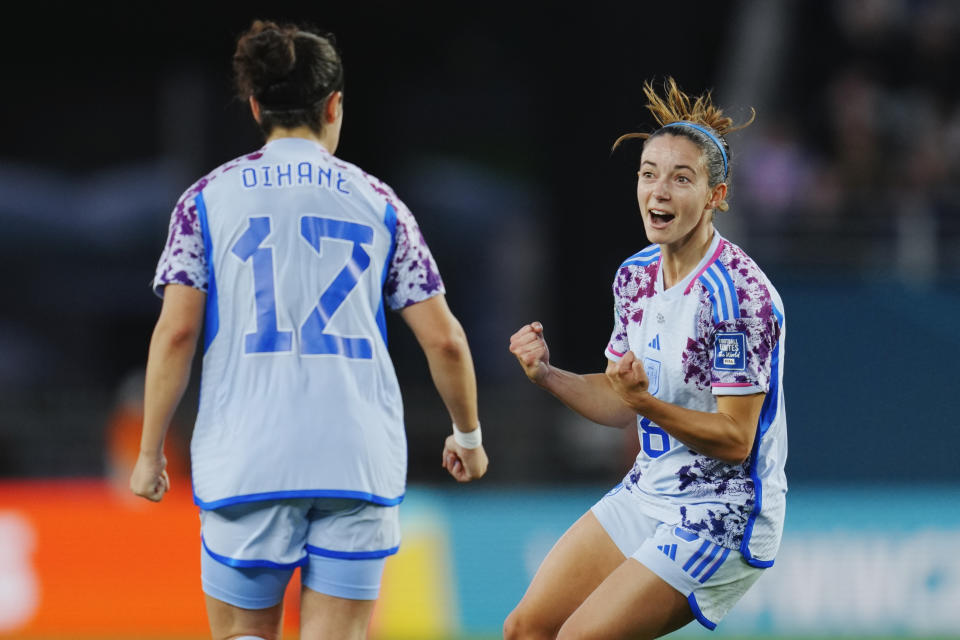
[129,20,488,640]
[506,78,786,639]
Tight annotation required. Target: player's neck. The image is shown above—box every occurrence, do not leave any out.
[659,224,714,290]
[266,126,337,153]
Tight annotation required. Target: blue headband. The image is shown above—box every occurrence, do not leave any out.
[662,121,728,180]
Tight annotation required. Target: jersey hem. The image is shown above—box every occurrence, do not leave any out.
[624,482,775,561]
[194,488,405,510]
[620,484,684,526]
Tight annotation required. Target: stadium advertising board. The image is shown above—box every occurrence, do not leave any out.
[1,483,958,637]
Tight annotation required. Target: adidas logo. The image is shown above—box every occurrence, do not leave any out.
[648,335,661,350]
[657,543,677,560]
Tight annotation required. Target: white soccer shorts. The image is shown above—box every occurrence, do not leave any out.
[591,484,764,629]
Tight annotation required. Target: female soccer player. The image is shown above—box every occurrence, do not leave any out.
[130,20,488,640]
[506,79,786,639]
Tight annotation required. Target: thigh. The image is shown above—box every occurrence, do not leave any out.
[557,558,693,640]
[205,593,284,640]
[200,500,306,638]
[632,524,763,630]
[299,500,393,637]
[508,510,626,637]
[299,585,376,640]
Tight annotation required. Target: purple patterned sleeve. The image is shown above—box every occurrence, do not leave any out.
[677,243,782,396]
[682,284,779,395]
[152,187,208,298]
[384,201,445,310]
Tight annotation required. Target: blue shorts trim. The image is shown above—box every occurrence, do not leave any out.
[194,488,405,510]
[687,593,717,630]
[744,556,775,568]
[306,544,400,560]
[202,536,307,570]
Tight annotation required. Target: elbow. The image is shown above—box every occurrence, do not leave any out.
[721,450,750,466]
[417,311,469,355]
[425,324,470,360]
[153,320,201,351]
[720,437,754,466]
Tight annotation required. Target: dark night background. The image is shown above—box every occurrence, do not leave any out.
[1,1,958,487]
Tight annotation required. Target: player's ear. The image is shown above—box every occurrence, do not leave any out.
[325,91,343,124]
[249,96,262,124]
[706,182,728,211]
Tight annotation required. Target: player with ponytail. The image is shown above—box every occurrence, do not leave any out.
[507,78,785,639]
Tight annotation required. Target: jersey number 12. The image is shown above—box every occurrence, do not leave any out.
[231,216,374,359]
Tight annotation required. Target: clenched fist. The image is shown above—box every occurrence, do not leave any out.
[605,350,652,410]
[509,322,551,385]
[130,451,171,502]
[442,436,489,482]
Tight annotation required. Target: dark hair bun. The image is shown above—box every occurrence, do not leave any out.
[233,20,298,100]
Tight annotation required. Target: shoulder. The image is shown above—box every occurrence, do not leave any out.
[355,165,409,212]
[333,156,418,227]
[693,237,782,322]
[612,244,659,304]
[174,148,268,208]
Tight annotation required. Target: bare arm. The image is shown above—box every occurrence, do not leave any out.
[130,284,205,501]
[400,294,487,481]
[606,351,764,464]
[509,322,636,429]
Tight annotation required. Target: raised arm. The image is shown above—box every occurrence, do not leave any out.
[509,322,636,429]
[606,351,764,464]
[400,294,488,482]
[130,284,205,501]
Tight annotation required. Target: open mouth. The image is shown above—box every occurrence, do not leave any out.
[649,210,675,226]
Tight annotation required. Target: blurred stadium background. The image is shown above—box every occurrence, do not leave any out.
[1,1,959,638]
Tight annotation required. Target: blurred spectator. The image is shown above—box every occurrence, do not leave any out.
[735,0,959,280]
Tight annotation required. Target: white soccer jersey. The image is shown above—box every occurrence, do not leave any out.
[153,137,445,509]
[605,231,787,566]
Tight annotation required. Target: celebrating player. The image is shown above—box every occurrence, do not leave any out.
[130,19,488,640]
[506,78,786,639]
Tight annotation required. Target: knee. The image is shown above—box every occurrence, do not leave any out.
[503,609,523,640]
[504,606,551,640]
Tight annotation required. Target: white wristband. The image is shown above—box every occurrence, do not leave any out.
[452,422,482,449]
